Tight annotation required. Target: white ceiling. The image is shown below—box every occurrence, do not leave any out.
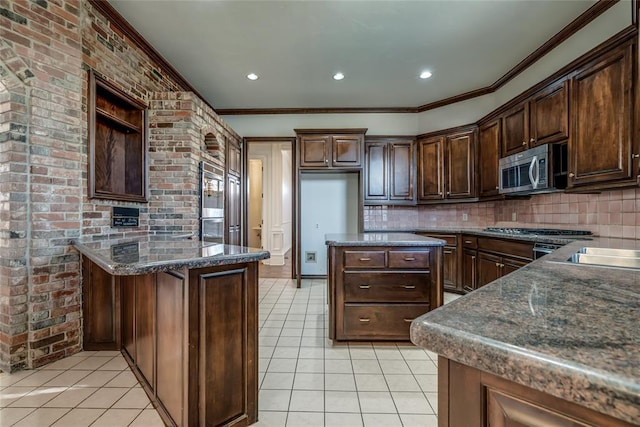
[108,0,596,111]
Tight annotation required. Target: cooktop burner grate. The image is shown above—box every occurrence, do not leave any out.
[484,227,592,236]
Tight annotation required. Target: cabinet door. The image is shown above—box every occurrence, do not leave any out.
[364,142,388,202]
[228,140,242,176]
[462,249,477,293]
[446,130,476,199]
[502,256,529,277]
[332,135,362,167]
[82,257,119,350]
[121,276,135,360]
[389,142,415,201]
[570,43,633,187]
[300,135,330,167]
[418,136,444,200]
[226,175,241,245]
[529,80,569,146]
[502,103,528,156]
[478,120,501,198]
[443,246,460,293]
[477,252,501,288]
[135,274,155,386]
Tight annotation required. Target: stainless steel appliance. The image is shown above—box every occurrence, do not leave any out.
[484,227,592,259]
[200,161,225,243]
[499,144,567,195]
[533,242,563,259]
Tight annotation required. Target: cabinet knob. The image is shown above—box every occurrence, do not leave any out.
[403,257,416,261]
[403,285,416,289]
[522,141,527,146]
[495,186,499,190]
[325,159,328,163]
[447,191,451,195]
[403,318,414,323]
[530,138,535,143]
[495,262,500,267]
[359,284,370,289]
[359,318,370,323]
[632,154,640,159]
[359,257,371,262]
[569,172,575,178]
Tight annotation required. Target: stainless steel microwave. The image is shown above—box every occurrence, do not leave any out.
[499,145,553,195]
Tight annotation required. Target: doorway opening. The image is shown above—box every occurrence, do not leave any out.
[246,138,295,279]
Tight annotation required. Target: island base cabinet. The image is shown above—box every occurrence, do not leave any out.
[438,357,635,427]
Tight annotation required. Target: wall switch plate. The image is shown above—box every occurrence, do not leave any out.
[462,213,468,221]
[305,251,317,263]
[512,212,517,221]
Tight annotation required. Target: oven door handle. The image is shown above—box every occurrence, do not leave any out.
[529,156,539,189]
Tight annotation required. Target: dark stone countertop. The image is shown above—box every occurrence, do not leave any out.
[325,233,446,247]
[410,237,640,424]
[73,233,270,275]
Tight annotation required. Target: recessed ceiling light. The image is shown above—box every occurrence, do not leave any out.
[247,73,259,81]
[419,71,432,79]
[333,72,345,81]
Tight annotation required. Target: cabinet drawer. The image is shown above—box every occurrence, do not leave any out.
[462,236,478,249]
[477,237,533,260]
[343,272,429,303]
[388,250,430,269]
[343,304,430,340]
[344,251,386,268]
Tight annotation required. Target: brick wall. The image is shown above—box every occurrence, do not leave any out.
[0,0,240,372]
[364,187,640,238]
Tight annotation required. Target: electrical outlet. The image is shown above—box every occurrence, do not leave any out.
[512,212,517,221]
[305,251,317,263]
[462,213,468,221]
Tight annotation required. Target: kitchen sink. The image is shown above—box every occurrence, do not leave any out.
[567,247,640,269]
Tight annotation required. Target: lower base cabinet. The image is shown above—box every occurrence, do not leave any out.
[438,357,633,427]
[82,256,258,427]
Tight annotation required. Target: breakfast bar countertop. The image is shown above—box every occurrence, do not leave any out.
[410,237,640,424]
[325,232,447,246]
[73,233,270,275]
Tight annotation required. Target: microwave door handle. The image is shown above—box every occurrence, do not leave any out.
[529,156,539,189]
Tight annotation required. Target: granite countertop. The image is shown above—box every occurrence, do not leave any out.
[73,233,270,275]
[366,227,594,245]
[411,237,640,424]
[325,232,446,247]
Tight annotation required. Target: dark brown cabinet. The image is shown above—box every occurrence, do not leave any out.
[89,70,148,203]
[418,234,462,293]
[82,258,120,350]
[328,245,443,341]
[227,139,242,177]
[418,128,476,202]
[476,237,532,288]
[501,80,569,157]
[364,138,415,205]
[461,235,478,293]
[478,119,501,198]
[226,139,242,246]
[569,41,634,188]
[297,129,365,169]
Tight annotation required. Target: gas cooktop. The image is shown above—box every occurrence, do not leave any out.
[484,227,592,236]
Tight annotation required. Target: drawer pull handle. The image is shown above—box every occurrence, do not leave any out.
[359,285,370,289]
[464,240,472,244]
[403,285,416,289]
[403,257,416,261]
[359,318,370,323]
[359,257,372,261]
[403,318,414,323]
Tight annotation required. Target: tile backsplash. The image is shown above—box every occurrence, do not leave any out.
[364,187,640,239]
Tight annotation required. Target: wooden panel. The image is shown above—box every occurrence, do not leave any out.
[299,135,330,167]
[446,130,476,199]
[502,103,528,156]
[462,235,478,249]
[82,257,119,350]
[442,246,459,293]
[389,142,414,201]
[228,140,242,177]
[447,360,483,427]
[364,142,388,201]
[156,271,185,426]
[417,136,444,200]
[342,304,429,340]
[477,237,533,260]
[388,250,430,269]
[199,268,249,426]
[343,272,430,303]
[477,251,502,288]
[478,119,501,198]
[529,80,569,146]
[226,174,242,246]
[344,251,386,269]
[135,274,155,386]
[121,276,135,360]
[332,134,361,167]
[462,249,477,293]
[570,43,633,187]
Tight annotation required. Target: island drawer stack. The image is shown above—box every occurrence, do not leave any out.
[328,246,441,341]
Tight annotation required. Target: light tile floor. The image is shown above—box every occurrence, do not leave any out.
[0,278,461,427]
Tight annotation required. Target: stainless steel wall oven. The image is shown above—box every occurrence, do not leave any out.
[200,161,225,243]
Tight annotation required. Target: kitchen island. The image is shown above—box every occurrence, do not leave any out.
[74,234,269,427]
[411,237,640,426]
[326,233,445,341]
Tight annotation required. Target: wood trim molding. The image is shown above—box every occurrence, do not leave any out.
[217,0,619,116]
[417,123,477,140]
[294,128,368,135]
[87,0,212,111]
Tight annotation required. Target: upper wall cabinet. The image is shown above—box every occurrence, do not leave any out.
[478,119,501,198]
[501,80,569,157]
[364,138,415,205]
[296,129,366,169]
[568,41,635,189]
[418,127,476,202]
[89,70,148,202]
